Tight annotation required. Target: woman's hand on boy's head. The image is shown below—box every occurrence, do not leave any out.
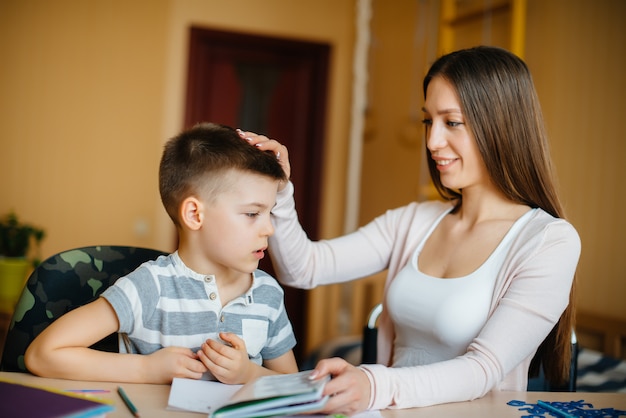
[237,129,291,189]
[197,333,253,384]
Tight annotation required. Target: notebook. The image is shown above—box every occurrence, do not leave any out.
[210,370,331,418]
[0,379,115,418]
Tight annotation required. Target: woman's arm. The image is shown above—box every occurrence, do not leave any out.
[25,298,208,383]
[268,181,397,288]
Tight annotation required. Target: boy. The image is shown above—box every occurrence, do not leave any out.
[25,123,298,384]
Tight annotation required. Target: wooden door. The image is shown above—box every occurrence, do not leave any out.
[184,27,330,362]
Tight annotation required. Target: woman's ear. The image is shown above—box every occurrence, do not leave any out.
[180,197,204,230]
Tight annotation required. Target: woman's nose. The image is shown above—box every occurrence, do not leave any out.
[426,124,445,151]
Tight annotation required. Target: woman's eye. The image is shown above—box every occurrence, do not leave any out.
[447,121,463,127]
[421,118,433,126]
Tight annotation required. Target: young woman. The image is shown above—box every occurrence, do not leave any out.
[243,46,580,415]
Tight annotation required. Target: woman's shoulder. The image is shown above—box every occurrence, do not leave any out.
[362,200,454,243]
[382,199,453,221]
[527,208,579,235]
[518,208,581,252]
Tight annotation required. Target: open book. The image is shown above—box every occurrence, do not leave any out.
[210,370,330,418]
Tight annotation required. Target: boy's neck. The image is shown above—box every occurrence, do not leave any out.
[177,244,252,288]
[177,244,218,276]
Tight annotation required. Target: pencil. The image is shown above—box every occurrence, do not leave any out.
[117,386,140,417]
[537,400,576,418]
[66,389,111,393]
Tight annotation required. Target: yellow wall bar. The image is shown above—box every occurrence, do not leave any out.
[438,0,456,56]
[510,0,527,58]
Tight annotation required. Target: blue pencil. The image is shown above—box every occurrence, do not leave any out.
[66,389,111,394]
[537,400,577,418]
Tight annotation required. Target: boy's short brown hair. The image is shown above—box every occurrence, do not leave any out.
[159,123,286,226]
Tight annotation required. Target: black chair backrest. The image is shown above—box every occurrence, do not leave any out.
[0,245,166,372]
[362,303,382,365]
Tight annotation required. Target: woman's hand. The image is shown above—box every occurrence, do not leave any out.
[197,332,254,384]
[237,129,291,190]
[310,357,371,416]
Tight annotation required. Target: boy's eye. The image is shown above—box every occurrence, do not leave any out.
[245,212,260,218]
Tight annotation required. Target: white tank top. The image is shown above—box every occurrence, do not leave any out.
[387,208,535,367]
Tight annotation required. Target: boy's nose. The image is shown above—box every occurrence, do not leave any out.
[263,218,275,236]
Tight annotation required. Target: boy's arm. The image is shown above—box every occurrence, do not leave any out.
[262,350,298,374]
[198,332,298,384]
[24,298,207,383]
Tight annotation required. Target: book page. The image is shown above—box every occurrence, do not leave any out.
[167,378,242,414]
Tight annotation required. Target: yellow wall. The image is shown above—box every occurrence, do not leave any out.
[1,0,170,255]
[525,0,626,319]
[0,0,355,259]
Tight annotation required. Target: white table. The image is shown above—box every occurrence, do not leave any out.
[1,372,625,417]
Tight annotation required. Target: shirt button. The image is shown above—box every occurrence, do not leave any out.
[220,315,225,322]
[209,292,217,300]
[205,275,214,283]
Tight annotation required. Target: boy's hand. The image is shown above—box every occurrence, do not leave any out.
[145,346,208,383]
[197,332,254,384]
[237,129,291,190]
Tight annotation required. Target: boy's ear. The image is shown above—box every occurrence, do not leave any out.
[180,197,204,230]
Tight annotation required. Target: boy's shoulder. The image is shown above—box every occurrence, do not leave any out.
[252,269,283,289]
[123,253,175,279]
[253,268,278,281]
[135,252,173,268]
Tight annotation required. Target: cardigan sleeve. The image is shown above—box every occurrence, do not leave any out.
[269,182,451,290]
[269,181,396,288]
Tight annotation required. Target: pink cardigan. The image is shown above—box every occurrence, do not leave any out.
[269,182,580,409]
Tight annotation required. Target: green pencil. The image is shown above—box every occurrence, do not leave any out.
[117,386,140,417]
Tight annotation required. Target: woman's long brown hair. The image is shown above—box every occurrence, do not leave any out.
[423,46,576,386]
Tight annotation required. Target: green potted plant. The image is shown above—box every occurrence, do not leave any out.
[0,211,46,312]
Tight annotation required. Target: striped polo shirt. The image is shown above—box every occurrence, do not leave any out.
[101,252,296,365]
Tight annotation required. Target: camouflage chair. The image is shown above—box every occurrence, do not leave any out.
[0,245,166,372]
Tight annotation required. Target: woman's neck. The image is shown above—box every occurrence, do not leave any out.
[456,186,529,226]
